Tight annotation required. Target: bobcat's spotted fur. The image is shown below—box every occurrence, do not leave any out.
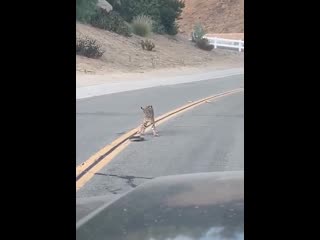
[138,105,159,136]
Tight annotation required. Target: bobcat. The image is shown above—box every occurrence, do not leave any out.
[138,105,159,137]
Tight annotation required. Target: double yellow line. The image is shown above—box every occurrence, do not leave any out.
[76,88,243,191]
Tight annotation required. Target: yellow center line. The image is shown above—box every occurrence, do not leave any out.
[76,88,243,191]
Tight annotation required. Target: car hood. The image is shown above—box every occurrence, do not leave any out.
[77,171,244,240]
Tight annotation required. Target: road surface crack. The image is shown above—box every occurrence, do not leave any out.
[104,186,122,194]
[94,172,154,188]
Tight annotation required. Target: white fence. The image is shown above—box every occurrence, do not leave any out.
[206,36,244,52]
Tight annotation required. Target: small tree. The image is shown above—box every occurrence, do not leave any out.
[76,0,98,22]
[159,0,185,35]
[191,23,206,42]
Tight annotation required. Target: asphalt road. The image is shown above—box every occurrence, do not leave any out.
[76,74,243,166]
[76,74,243,220]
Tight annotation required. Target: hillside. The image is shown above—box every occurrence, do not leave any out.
[178,0,244,35]
[76,23,243,75]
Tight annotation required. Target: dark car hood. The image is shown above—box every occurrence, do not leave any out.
[77,171,244,240]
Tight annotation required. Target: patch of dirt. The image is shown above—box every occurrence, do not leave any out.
[178,0,244,35]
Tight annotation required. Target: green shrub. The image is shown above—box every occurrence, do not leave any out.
[90,10,132,37]
[152,22,166,34]
[131,15,153,37]
[166,22,179,35]
[196,38,214,51]
[159,0,185,35]
[109,0,185,35]
[191,23,206,42]
[76,36,105,58]
[76,0,98,22]
[110,0,160,22]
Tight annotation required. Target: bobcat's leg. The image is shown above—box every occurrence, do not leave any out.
[138,119,148,136]
[151,120,159,136]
